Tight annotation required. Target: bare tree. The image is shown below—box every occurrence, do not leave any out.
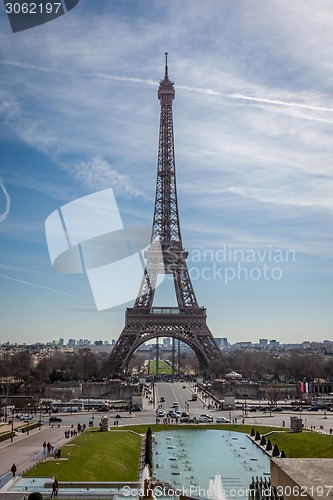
[265,382,282,407]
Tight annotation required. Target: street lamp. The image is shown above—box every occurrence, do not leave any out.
[324,394,327,419]
[27,403,30,435]
[39,405,42,431]
[244,393,248,416]
[11,406,15,443]
[4,382,9,423]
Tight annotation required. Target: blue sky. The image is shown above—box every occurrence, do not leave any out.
[0,0,332,345]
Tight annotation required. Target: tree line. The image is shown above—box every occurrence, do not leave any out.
[1,348,332,388]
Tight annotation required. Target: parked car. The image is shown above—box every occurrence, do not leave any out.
[168,411,179,419]
[216,416,230,423]
[271,407,283,412]
[157,409,165,417]
[309,406,319,411]
[180,416,196,423]
[198,414,213,423]
[49,416,63,422]
[248,407,257,412]
[20,415,32,421]
[160,396,165,402]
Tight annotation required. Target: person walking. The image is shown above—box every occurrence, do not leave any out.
[51,478,59,497]
[11,463,17,477]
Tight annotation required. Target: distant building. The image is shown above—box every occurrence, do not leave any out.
[215,337,229,349]
[235,341,252,348]
[52,339,64,347]
[77,339,91,346]
[68,339,76,346]
[269,339,279,347]
[259,338,268,347]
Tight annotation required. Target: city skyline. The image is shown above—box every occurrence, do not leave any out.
[0,1,333,345]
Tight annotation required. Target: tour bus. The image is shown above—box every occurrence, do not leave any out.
[50,401,84,413]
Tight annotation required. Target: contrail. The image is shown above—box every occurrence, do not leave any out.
[3,59,333,114]
[0,273,89,302]
[0,180,10,223]
[94,74,333,114]
[229,93,333,113]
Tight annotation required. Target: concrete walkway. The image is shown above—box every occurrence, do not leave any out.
[0,423,69,489]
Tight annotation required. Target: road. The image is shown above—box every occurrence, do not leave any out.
[154,382,333,430]
[0,381,332,486]
[0,424,66,488]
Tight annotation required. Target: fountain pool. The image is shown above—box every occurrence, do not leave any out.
[154,430,270,500]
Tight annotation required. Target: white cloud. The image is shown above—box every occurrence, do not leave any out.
[64,156,145,198]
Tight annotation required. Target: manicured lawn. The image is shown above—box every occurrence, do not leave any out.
[24,429,142,481]
[148,360,173,375]
[263,430,333,458]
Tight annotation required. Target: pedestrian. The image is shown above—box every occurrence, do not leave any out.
[47,442,52,455]
[11,463,17,477]
[51,478,59,497]
[43,441,47,454]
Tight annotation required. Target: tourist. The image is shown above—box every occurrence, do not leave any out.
[11,463,17,477]
[51,478,59,497]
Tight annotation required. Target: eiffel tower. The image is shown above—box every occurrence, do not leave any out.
[107,54,223,377]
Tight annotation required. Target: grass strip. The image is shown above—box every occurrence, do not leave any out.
[24,429,142,481]
[262,430,333,458]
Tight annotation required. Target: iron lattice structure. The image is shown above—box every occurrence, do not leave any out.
[107,54,223,377]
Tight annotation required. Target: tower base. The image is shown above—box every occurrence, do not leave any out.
[107,307,222,377]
